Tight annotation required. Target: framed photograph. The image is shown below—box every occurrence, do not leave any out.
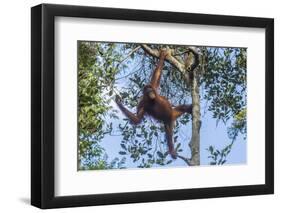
[31,4,274,209]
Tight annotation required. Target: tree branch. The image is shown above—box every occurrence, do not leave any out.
[140,44,160,57]
[117,46,141,68]
[141,44,186,73]
[186,47,200,72]
[177,154,191,166]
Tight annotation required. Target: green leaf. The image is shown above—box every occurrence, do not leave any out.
[119,151,127,155]
[121,144,127,150]
[157,151,164,158]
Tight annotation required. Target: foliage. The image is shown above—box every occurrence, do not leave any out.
[78,43,247,169]
[202,48,246,123]
[228,108,247,140]
[203,48,247,164]
[78,41,125,170]
[206,142,234,165]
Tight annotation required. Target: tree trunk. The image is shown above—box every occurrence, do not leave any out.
[188,69,201,166]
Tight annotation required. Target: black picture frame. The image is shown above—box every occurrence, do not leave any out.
[31,3,274,209]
